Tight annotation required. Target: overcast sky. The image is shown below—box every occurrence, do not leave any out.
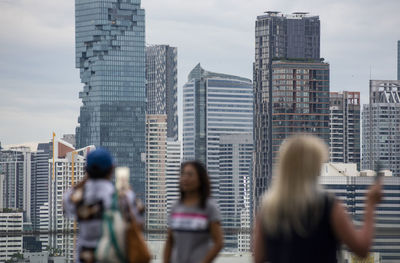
[0,0,399,145]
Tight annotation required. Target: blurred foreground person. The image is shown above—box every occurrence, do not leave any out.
[254,135,383,263]
[164,161,224,263]
[63,148,146,263]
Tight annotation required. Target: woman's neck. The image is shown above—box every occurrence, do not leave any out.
[183,191,200,206]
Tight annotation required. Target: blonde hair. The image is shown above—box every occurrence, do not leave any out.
[261,134,328,236]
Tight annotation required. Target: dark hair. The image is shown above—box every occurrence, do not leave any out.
[86,165,113,179]
[180,161,211,208]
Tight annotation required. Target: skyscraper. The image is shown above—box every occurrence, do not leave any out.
[145,114,168,240]
[75,0,146,199]
[270,59,330,161]
[218,133,253,250]
[166,139,181,214]
[146,45,178,140]
[362,80,400,176]
[329,91,361,168]
[0,147,32,220]
[31,143,51,231]
[253,12,321,211]
[48,140,90,262]
[182,63,253,193]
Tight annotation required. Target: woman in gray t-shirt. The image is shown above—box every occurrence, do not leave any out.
[164,161,224,263]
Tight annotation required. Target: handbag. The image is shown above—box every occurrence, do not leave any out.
[95,192,127,263]
[123,195,152,263]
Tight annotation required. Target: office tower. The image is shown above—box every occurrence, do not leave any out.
[320,163,400,262]
[362,80,400,176]
[31,143,51,231]
[166,139,181,214]
[0,147,32,220]
[75,0,146,200]
[0,212,23,262]
[253,12,321,211]
[219,133,253,250]
[182,63,253,194]
[145,114,168,240]
[146,45,178,140]
[329,91,361,168]
[48,140,92,262]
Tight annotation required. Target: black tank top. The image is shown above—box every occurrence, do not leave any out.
[264,194,339,263]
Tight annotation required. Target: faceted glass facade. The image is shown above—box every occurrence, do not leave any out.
[146,45,178,140]
[75,0,146,199]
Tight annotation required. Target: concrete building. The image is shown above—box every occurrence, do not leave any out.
[329,91,361,168]
[47,140,93,262]
[218,134,253,250]
[75,0,147,201]
[0,147,32,221]
[362,80,400,176]
[182,63,253,196]
[253,12,322,212]
[0,212,23,262]
[146,45,178,140]
[166,139,181,214]
[145,115,168,240]
[320,163,400,262]
[38,203,49,249]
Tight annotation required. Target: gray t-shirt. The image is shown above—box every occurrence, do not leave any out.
[169,199,221,263]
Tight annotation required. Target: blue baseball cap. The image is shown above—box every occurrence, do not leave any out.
[86,148,114,176]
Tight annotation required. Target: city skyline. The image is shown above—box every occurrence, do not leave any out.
[0,0,399,144]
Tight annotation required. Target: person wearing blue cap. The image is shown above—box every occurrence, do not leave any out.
[63,148,143,263]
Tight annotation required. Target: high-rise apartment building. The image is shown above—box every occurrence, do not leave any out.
[182,63,253,194]
[166,139,181,214]
[146,45,178,140]
[362,80,400,176]
[320,163,400,262]
[329,92,361,168]
[219,133,253,250]
[270,60,330,163]
[31,143,51,231]
[48,140,92,262]
[75,0,146,200]
[0,147,32,221]
[145,114,168,240]
[253,12,321,211]
[0,212,23,262]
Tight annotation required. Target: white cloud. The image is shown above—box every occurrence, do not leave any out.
[0,0,399,144]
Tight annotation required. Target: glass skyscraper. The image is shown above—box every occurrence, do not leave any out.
[253,12,321,212]
[75,0,146,199]
[146,45,178,140]
[182,63,253,189]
